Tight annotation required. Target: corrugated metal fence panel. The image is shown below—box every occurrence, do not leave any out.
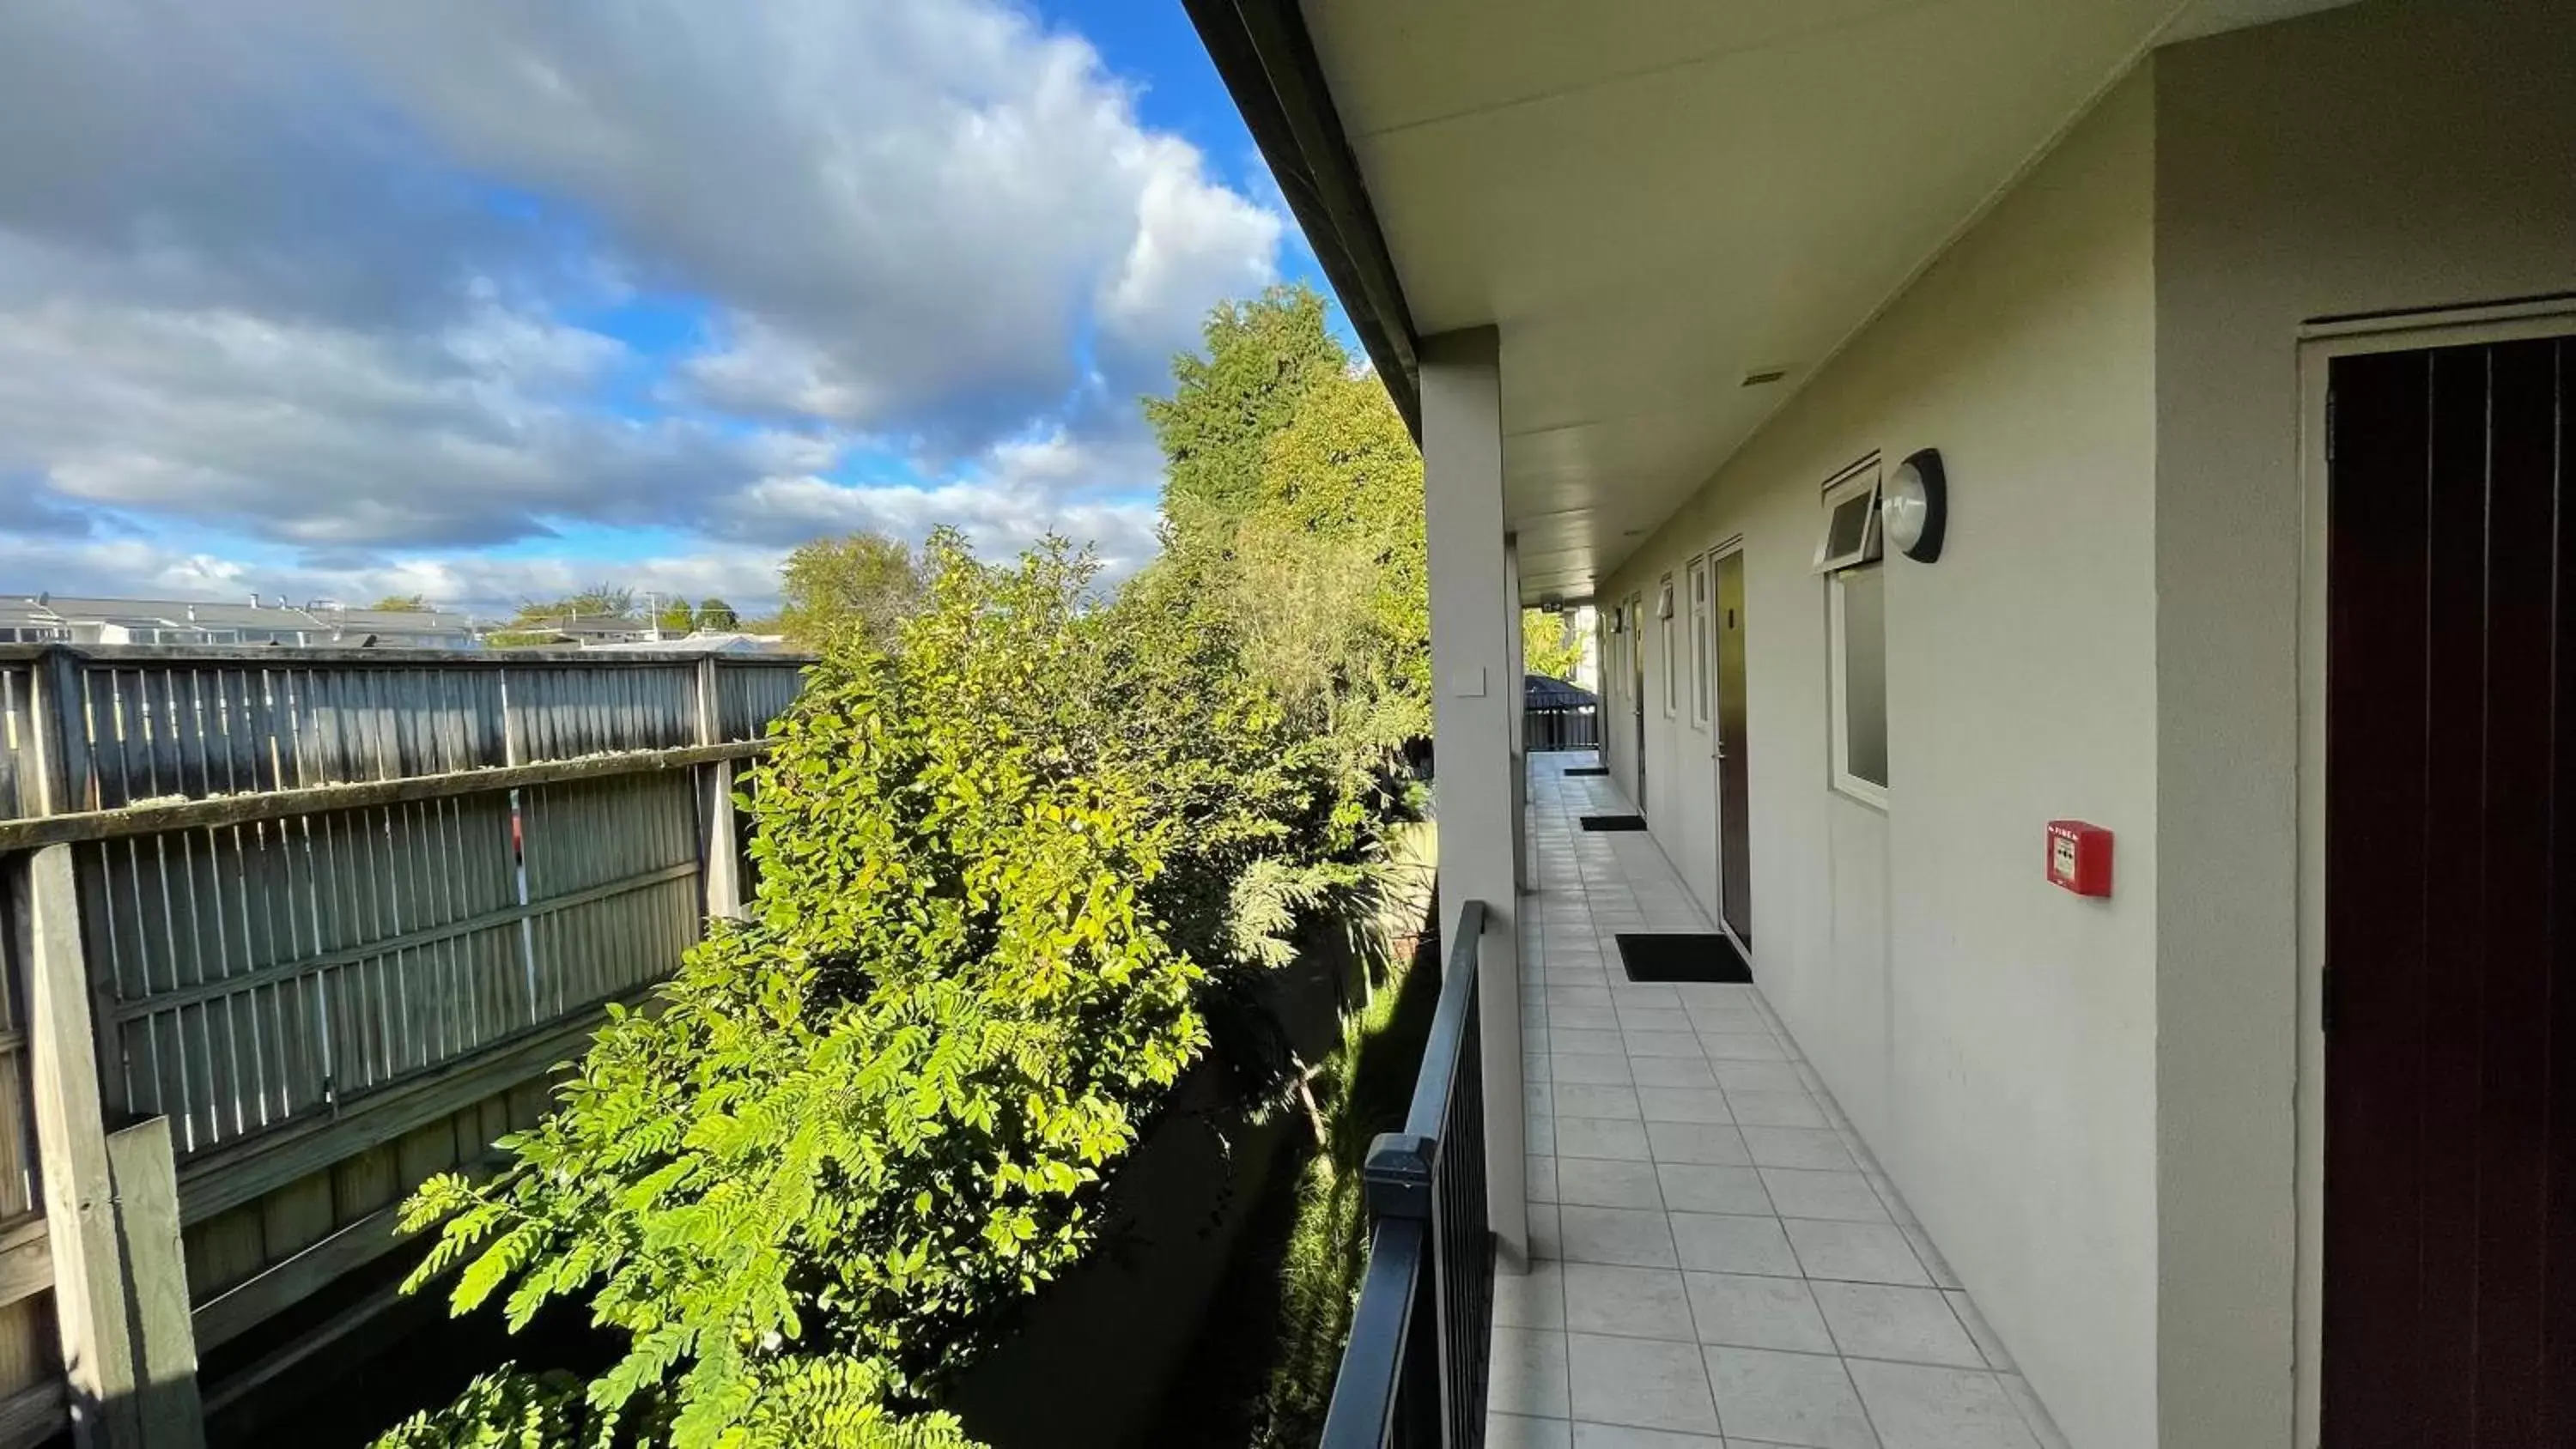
[66,660,508,809]
[520,772,702,1021]
[505,664,696,761]
[21,652,793,1161]
[716,661,809,741]
[78,795,527,1157]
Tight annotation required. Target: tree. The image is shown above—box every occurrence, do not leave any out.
[1143,285,1344,527]
[1522,609,1583,682]
[398,536,1218,1446]
[656,596,696,636]
[370,594,429,612]
[385,284,1442,1448]
[516,585,636,625]
[778,532,922,651]
[696,597,740,630]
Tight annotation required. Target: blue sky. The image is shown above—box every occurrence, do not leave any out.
[0,0,1337,616]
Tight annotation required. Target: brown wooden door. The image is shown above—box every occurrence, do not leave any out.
[1714,551,1753,946]
[2323,333,2574,1446]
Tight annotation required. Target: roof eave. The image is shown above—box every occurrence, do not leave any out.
[1182,0,1424,439]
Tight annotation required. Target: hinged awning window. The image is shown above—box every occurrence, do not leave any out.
[1814,457,1885,573]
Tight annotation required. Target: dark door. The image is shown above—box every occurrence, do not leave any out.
[1714,551,1753,945]
[2323,333,2574,1446]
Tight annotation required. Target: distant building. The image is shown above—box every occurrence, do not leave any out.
[577,632,792,655]
[484,614,659,647]
[0,593,480,649]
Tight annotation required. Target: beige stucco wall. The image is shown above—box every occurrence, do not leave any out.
[2152,3,2576,1446]
[1599,70,2161,1449]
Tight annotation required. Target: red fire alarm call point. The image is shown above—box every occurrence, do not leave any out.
[2045,820,2112,898]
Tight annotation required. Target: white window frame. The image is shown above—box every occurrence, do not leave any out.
[1611,609,1629,700]
[1686,555,1712,729]
[1827,565,1889,809]
[1657,574,1678,718]
[1814,456,1885,573]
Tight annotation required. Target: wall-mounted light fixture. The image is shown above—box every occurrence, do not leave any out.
[1884,448,1947,563]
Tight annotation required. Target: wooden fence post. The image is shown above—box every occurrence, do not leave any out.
[694,658,744,922]
[103,1119,201,1449]
[23,845,141,1448]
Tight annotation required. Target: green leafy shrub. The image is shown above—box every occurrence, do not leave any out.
[372,1367,600,1448]
[397,537,1211,1446]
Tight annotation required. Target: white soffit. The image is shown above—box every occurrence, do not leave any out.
[1299,0,2358,600]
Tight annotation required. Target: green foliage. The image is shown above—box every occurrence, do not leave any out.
[1143,284,1345,523]
[518,585,636,625]
[1523,609,1583,682]
[696,597,739,630]
[398,536,1212,1446]
[779,531,923,651]
[372,594,431,612]
[1249,915,1436,1446]
[373,1367,626,1448]
[390,281,1437,1449]
[656,597,696,635]
[1142,290,1431,808]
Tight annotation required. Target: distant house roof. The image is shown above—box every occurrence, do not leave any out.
[1526,674,1596,708]
[579,633,790,655]
[532,615,652,639]
[0,593,477,644]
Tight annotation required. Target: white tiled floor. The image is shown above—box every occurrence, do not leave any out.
[1490,753,2072,1449]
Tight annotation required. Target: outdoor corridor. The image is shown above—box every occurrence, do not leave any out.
[1492,753,2073,1449]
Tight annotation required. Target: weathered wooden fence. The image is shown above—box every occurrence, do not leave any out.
[0,645,809,1446]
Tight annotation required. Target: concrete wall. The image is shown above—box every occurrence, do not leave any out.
[1599,71,2162,1448]
[2152,4,2576,1446]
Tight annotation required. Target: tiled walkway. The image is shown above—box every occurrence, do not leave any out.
[1491,753,2071,1449]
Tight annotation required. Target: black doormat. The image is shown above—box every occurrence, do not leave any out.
[1617,932,1753,984]
[1565,766,1609,777]
[1578,814,1647,832]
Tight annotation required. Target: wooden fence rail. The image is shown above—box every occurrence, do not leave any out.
[0,645,810,1446]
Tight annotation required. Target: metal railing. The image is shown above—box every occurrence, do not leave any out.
[1320,898,1494,1449]
[1524,703,1599,751]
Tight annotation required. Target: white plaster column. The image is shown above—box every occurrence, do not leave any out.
[1504,537,1528,893]
[1420,326,1528,1261]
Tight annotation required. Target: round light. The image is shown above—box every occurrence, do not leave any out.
[1884,448,1947,562]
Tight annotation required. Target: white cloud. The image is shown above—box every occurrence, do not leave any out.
[0,292,827,548]
[728,427,1164,576]
[84,0,1285,437]
[0,0,1279,593]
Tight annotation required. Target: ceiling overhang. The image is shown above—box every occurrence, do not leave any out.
[1188,0,2357,603]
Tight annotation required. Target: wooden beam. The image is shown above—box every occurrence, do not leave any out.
[173,1007,609,1226]
[0,1379,65,1449]
[0,741,769,852]
[0,1217,53,1311]
[102,1120,201,1449]
[21,846,140,1447]
[190,1202,406,1354]
[111,864,696,1022]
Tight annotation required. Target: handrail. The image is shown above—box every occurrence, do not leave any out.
[1319,898,1495,1448]
[1401,899,1486,1142]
